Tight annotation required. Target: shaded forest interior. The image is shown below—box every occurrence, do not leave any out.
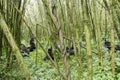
[0,0,120,80]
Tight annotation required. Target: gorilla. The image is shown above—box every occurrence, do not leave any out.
[104,39,111,50]
[44,47,54,61]
[69,46,74,55]
[115,45,120,51]
[20,38,36,57]
[20,44,30,57]
[104,38,120,51]
[29,38,36,51]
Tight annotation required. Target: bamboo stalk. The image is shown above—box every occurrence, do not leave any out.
[85,23,93,80]
[110,7,115,76]
[83,0,93,80]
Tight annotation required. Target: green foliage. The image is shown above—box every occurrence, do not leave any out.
[25,49,120,80]
[1,0,120,80]
[0,45,120,80]
[0,58,26,80]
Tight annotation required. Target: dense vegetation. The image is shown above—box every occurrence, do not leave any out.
[0,0,120,80]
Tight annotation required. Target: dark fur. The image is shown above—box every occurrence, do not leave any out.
[20,38,36,57]
[44,47,54,61]
[104,39,120,51]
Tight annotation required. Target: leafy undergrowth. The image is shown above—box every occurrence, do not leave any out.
[28,50,120,80]
[0,50,120,80]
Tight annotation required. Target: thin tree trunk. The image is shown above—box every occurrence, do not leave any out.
[51,0,71,80]
[110,8,115,76]
[85,24,93,80]
[0,28,3,57]
[0,12,31,80]
[83,0,93,80]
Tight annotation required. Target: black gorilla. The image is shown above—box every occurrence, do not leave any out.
[30,38,34,45]
[20,38,36,57]
[44,47,54,61]
[55,44,75,55]
[43,45,76,61]
[69,46,74,55]
[66,46,69,53]
[29,38,36,51]
[115,45,120,51]
[104,39,111,50]
[104,38,120,51]
[20,44,30,57]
